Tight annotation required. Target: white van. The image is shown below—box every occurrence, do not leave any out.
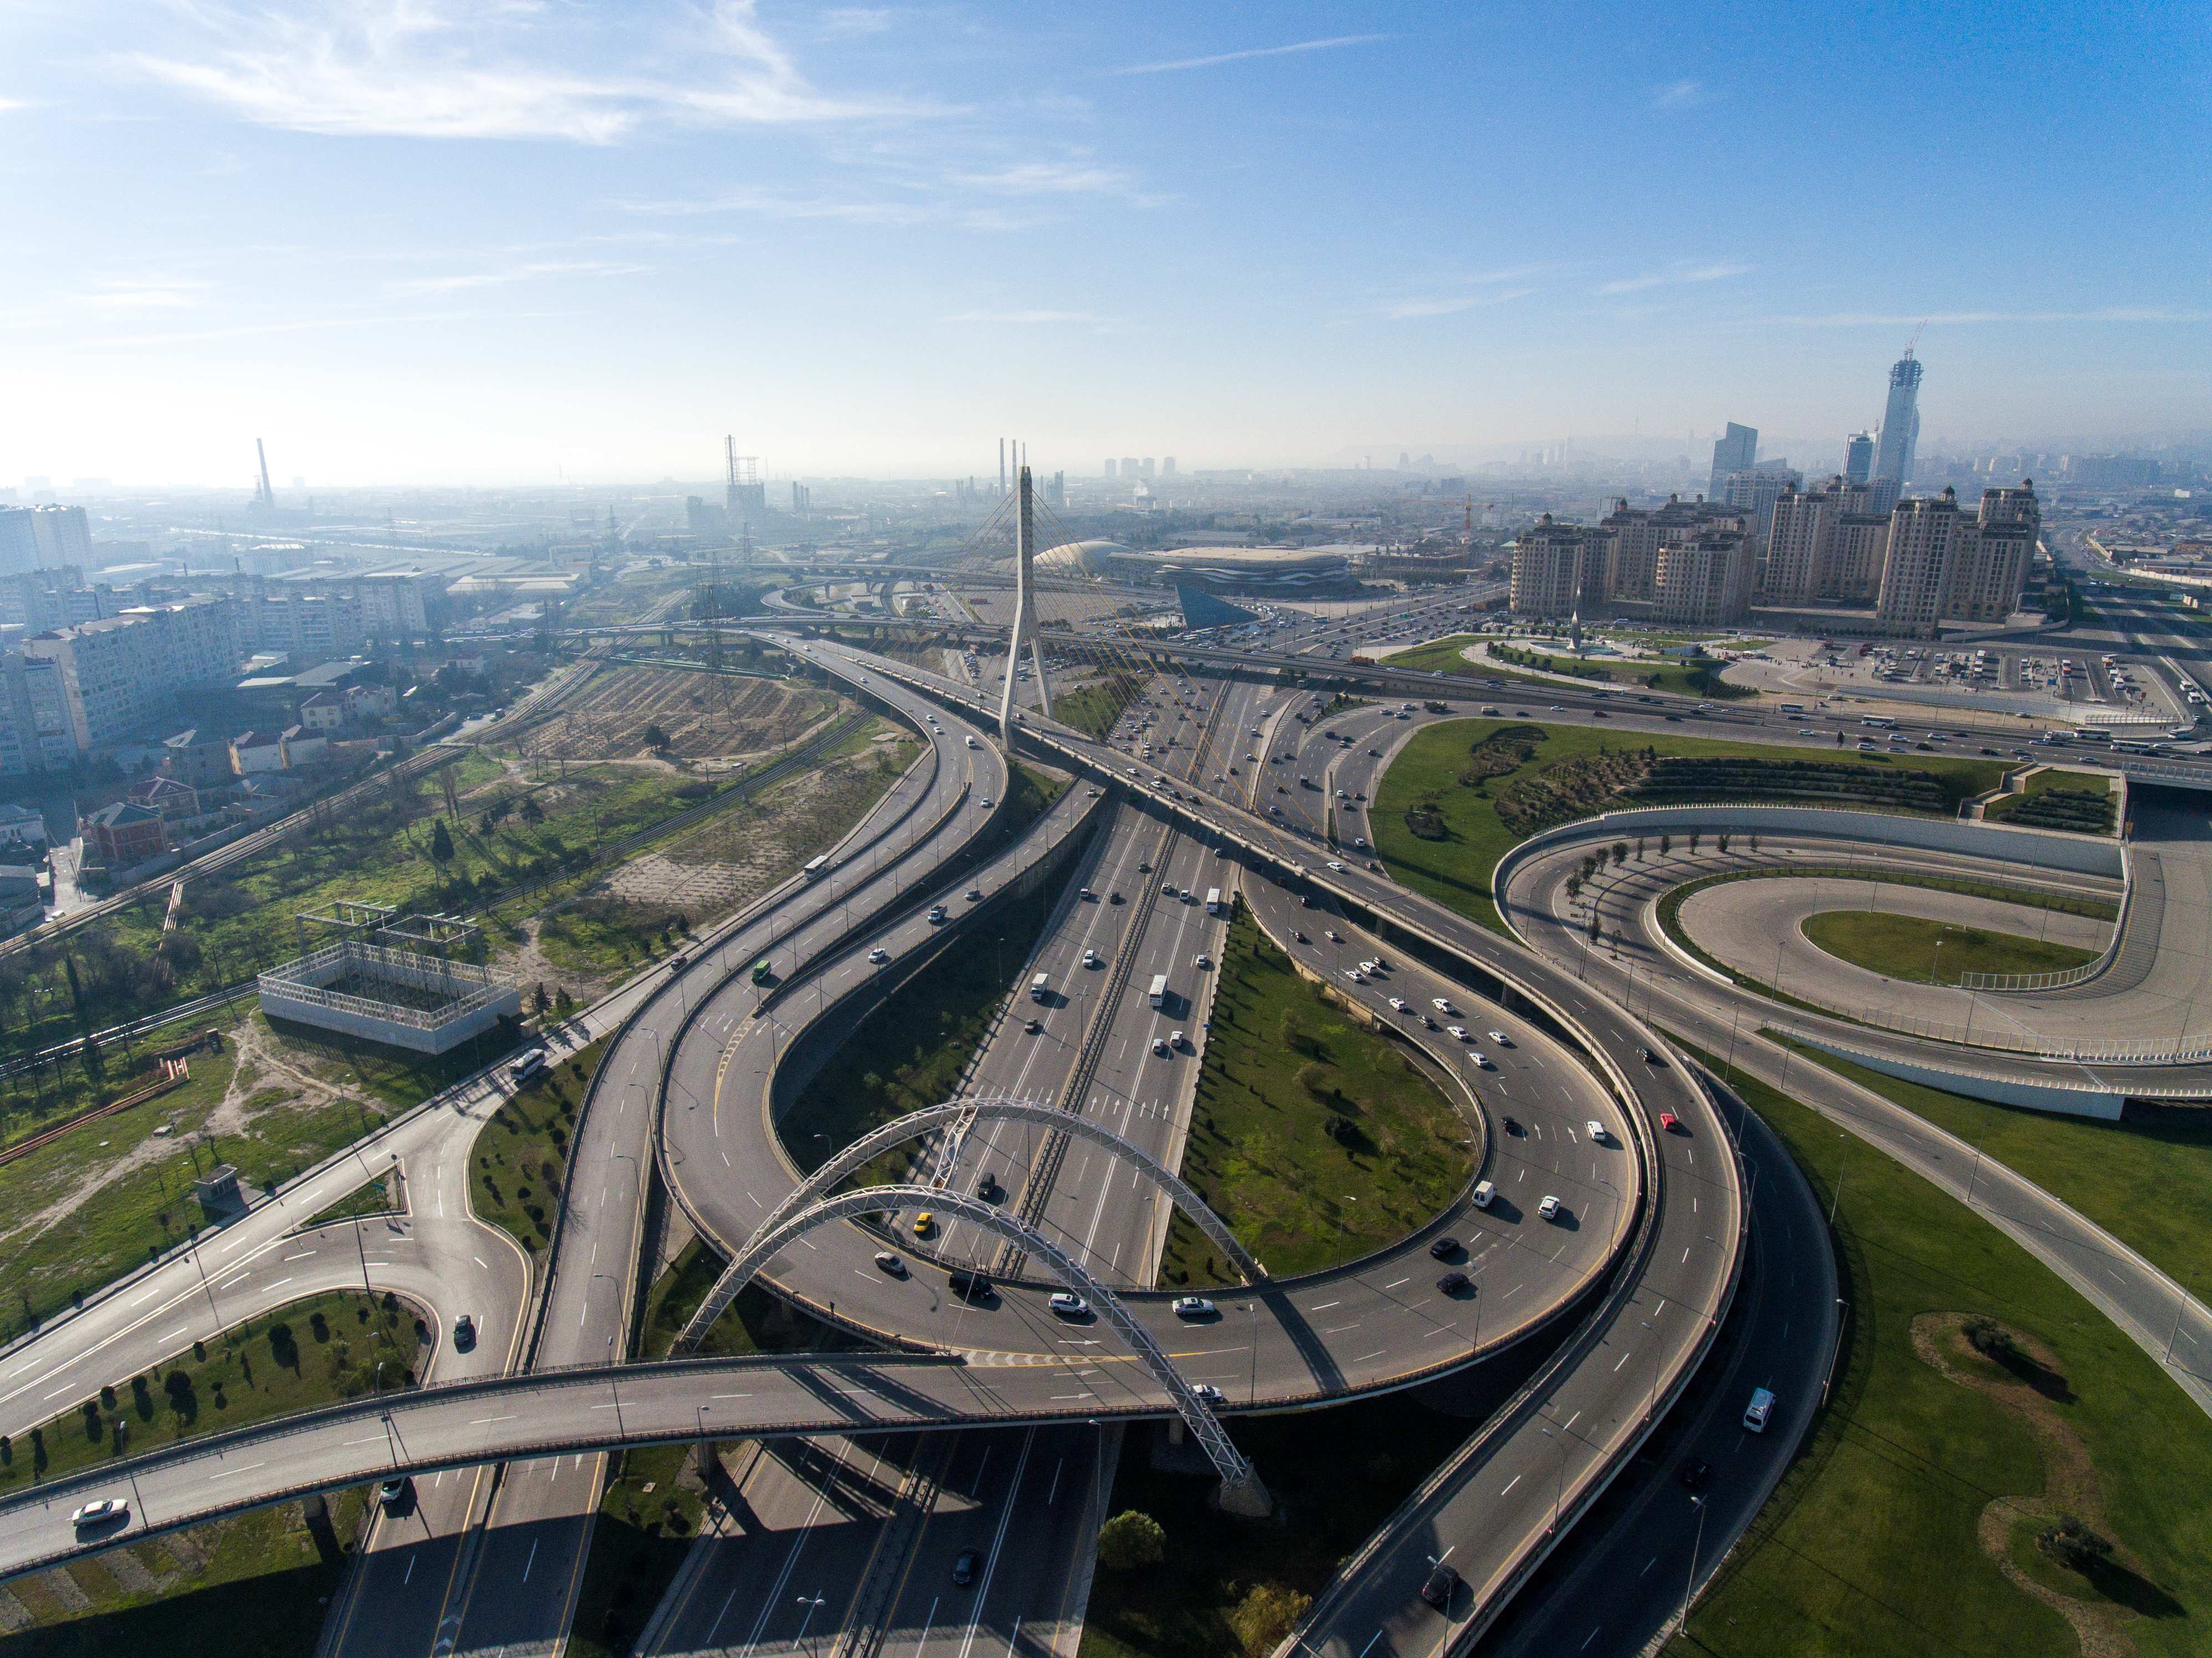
[1472,1180,1495,1210]
[1743,1386,1776,1432]
[965,734,979,749]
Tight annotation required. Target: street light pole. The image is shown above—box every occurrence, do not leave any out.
[1681,1495,1708,1634]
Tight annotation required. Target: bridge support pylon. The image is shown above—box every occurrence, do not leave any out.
[997,464,1052,748]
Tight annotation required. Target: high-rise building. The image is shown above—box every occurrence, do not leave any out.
[1876,491,1959,636]
[1708,423,1757,500]
[1653,530,1755,626]
[0,505,90,576]
[1119,457,1140,481]
[1873,350,1923,485]
[1103,459,1118,479]
[1843,431,1876,485]
[1761,484,1837,606]
[1161,457,1177,475]
[1139,458,1156,480]
[1599,495,1745,602]
[1721,466,1804,544]
[1508,516,1605,619]
[1942,479,2040,623]
[1825,511,1892,603]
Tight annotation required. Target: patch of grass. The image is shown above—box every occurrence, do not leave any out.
[0,1042,377,1344]
[537,900,698,976]
[1778,1037,2212,1301]
[0,1491,371,1658]
[0,1288,421,1498]
[637,1236,834,1360]
[1490,642,1753,699]
[468,1039,606,1258]
[1375,720,2007,932]
[1986,767,2118,834]
[1160,911,1470,1285]
[1078,1364,1539,1658]
[783,885,1057,1179]
[567,1441,708,1658]
[1799,910,2100,985]
[1056,672,1149,739]
[1663,1042,2212,1658]
[1662,866,2118,924]
[301,1173,401,1229]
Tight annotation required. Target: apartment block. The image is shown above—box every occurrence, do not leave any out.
[1509,515,1606,619]
[1653,530,1755,627]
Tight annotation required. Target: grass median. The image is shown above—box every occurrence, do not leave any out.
[1375,719,2010,933]
[1667,1043,2212,1658]
[1160,910,1472,1285]
[469,1037,607,1259]
[0,1288,423,1658]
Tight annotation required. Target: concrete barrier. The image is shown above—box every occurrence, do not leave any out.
[1785,1030,2127,1119]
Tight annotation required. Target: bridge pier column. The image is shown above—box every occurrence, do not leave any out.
[1214,1470,1274,1518]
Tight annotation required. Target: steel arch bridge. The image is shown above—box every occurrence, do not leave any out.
[679,1098,1263,1358]
[680,1182,1269,1509]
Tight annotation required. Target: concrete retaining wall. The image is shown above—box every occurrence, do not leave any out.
[1789,1031,2126,1120]
[1494,801,2126,903]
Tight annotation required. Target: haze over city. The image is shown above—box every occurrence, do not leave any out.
[5,0,2209,484]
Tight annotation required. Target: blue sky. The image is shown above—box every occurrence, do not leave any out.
[3,1,2207,486]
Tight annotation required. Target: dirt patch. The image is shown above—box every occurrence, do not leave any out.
[1913,1312,2174,1657]
[547,666,838,765]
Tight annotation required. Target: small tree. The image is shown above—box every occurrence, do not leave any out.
[429,820,455,865]
[1688,830,1702,854]
[644,723,672,750]
[1565,874,1583,902]
[1585,908,1601,941]
[1717,833,1731,855]
[1611,841,1628,867]
[1658,833,1672,858]
[2037,1514,2113,1577]
[1636,836,1647,861]
[1098,1510,1166,1573]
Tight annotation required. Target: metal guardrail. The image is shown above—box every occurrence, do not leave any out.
[1958,963,2104,992]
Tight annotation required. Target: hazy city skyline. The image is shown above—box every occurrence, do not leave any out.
[4,0,2208,485]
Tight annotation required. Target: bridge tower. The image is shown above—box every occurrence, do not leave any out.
[997,464,1053,746]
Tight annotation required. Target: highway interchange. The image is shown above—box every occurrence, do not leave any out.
[0,571,2208,1658]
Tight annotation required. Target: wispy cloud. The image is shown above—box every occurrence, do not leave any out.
[0,98,32,112]
[1650,79,1705,110]
[61,308,571,351]
[1598,261,1749,295]
[944,309,1111,325]
[0,279,208,328]
[617,187,936,225]
[1762,308,2212,327]
[953,159,1151,199]
[1114,34,1391,76]
[390,259,649,295]
[124,0,938,143]
[820,7,896,35]
[1376,288,1538,320]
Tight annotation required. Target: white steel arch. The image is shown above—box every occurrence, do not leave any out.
[678,1183,1269,1509]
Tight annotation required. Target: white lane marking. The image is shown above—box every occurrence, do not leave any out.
[208,1461,267,1481]
[1501,1473,1522,1495]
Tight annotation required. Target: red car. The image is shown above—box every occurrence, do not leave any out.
[1660,1111,1684,1134]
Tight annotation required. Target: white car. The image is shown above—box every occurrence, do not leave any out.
[1447,1025,1469,1041]
[1153,1036,1171,1056]
[1471,1052,1494,1070]
[1325,929,1341,943]
[1082,948,1100,967]
[867,948,889,964]
[1538,1194,1562,1220]
[1170,1030,1186,1049]
[71,1498,129,1528]
[1387,997,1409,1012]
[1585,1120,1609,1142]
[1488,1031,1513,1047]
[1194,1383,1226,1404]
[1173,1296,1216,1318]
[1327,859,1346,872]
[927,906,947,923]
[1194,953,1212,969]
[1432,997,1456,1014]
[1049,1292,1090,1317]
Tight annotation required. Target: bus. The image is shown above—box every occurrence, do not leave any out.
[2076,728,2112,744]
[1779,702,1806,714]
[1205,887,1223,915]
[802,854,830,878]
[1148,974,1170,1009]
[750,959,774,985]
[1860,715,1896,729]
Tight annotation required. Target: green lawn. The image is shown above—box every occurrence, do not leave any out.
[1781,1037,2212,1301]
[1666,1045,2212,1658]
[1375,719,2009,932]
[0,1288,420,1497]
[1488,643,1752,699]
[1160,910,1472,1285]
[468,1039,606,1258]
[1079,1357,1543,1658]
[1056,671,1149,739]
[1799,910,2101,985]
[0,1488,371,1658]
[1985,766,2118,834]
